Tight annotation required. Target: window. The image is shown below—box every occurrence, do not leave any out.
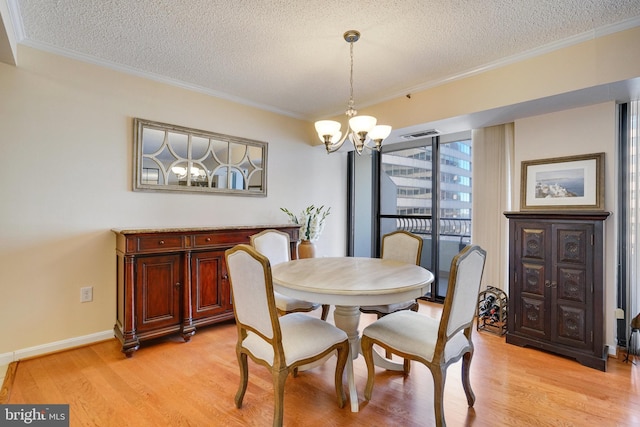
[379,132,472,300]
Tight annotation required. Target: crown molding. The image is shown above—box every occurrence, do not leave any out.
[370,17,640,111]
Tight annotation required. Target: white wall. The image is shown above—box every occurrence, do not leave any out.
[0,46,348,357]
[513,102,618,352]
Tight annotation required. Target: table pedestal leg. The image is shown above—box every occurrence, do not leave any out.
[333,305,360,412]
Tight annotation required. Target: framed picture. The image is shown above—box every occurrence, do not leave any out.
[521,153,605,211]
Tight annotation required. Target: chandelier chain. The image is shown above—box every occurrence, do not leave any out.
[347,39,356,116]
[350,40,354,106]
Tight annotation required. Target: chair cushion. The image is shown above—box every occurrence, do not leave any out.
[243,313,347,366]
[362,310,470,363]
[274,291,321,312]
[360,300,416,314]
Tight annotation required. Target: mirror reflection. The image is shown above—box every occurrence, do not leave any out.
[134,118,267,196]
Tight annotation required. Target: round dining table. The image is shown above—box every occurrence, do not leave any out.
[271,256,434,412]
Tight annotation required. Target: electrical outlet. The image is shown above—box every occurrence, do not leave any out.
[81,286,93,303]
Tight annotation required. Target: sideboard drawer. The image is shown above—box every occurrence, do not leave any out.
[193,231,254,247]
[193,233,219,247]
[136,235,184,252]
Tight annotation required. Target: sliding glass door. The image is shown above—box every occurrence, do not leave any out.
[378,132,472,300]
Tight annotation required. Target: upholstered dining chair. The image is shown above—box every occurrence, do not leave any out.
[225,244,350,427]
[250,229,329,320]
[360,230,424,317]
[360,245,486,427]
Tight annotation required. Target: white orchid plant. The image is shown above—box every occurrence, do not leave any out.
[280,205,331,242]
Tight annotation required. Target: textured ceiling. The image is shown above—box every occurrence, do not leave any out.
[7,0,640,121]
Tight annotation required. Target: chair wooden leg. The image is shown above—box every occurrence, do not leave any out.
[334,342,349,408]
[403,358,411,374]
[235,351,248,408]
[272,368,288,427]
[321,304,330,321]
[361,335,376,400]
[461,350,476,407]
[431,365,447,427]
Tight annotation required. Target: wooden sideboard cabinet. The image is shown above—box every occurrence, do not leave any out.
[112,225,299,357]
[504,211,609,371]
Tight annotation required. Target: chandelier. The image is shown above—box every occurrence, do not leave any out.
[314,30,392,155]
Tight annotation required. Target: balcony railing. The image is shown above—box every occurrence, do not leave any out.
[394,216,471,237]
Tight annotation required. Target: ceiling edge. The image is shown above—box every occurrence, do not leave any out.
[21,39,307,120]
[356,17,640,115]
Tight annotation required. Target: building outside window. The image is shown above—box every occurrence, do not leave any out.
[380,133,472,299]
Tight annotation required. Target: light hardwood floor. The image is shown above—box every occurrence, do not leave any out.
[3,301,639,426]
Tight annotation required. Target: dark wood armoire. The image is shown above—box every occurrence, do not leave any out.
[504,211,610,371]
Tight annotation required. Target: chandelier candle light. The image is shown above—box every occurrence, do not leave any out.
[315,30,392,155]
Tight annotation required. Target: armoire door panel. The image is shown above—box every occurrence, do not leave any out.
[518,296,546,336]
[555,228,588,264]
[522,263,545,295]
[555,304,588,348]
[557,267,587,303]
[521,227,546,260]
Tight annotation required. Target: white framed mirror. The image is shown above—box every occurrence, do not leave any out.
[133,118,267,196]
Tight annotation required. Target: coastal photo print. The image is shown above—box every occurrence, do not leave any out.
[521,153,605,211]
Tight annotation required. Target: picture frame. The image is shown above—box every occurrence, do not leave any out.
[520,153,605,211]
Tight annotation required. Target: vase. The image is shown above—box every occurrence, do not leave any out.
[298,240,316,259]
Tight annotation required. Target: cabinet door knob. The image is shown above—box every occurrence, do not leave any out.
[551,281,557,288]
[545,280,551,287]
[222,274,228,280]
[159,240,165,245]
[175,282,181,288]
[205,237,211,242]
